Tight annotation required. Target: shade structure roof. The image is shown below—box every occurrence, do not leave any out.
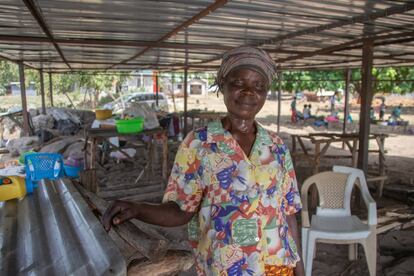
[1,0,414,72]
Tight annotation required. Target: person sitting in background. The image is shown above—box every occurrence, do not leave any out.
[391,104,403,120]
[330,91,338,115]
[291,96,297,123]
[370,107,376,123]
[379,99,386,121]
[303,104,310,119]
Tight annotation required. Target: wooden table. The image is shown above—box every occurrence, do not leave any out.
[291,132,388,198]
[83,127,168,192]
[0,110,34,137]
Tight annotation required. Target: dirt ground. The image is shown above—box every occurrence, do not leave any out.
[1,93,413,275]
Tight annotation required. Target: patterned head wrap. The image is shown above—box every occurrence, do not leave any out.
[216,46,277,89]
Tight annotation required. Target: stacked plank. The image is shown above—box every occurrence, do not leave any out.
[376,206,414,234]
[74,182,194,275]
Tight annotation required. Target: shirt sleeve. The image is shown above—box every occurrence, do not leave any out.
[162,132,203,213]
[279,142,302,215]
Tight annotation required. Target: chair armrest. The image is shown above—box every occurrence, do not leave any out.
[359,182,377,225]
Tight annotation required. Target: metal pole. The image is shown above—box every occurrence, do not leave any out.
[184,68,188,136]
[277,70,282,134]
[342,68,351,134]
[155,72,159,107]
[48,72,53,106]
[171,72,177,112]
[358,38,374,173]
[40,69,46,114]
[18,61,30,135]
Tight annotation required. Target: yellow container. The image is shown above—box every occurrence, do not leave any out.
[0,176,26,201]
[95,109,113,120]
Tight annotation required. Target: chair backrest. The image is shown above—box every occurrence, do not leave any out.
[301,168,360,217]
[25,153,64,181]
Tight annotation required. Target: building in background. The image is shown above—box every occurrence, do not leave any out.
[7,82,37,96]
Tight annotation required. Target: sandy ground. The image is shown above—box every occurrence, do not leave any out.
[1,93,413,275]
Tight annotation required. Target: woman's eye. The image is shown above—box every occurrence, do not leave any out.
[255,84,266,92]
[233,80,243,86]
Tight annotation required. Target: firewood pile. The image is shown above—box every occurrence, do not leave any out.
[376,205,414,234]
[75,183,194,276]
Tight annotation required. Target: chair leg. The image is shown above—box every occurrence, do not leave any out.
[305,234,316,276]
[348,243,358,261]
[301,228,309,267]
[362,233,377,276]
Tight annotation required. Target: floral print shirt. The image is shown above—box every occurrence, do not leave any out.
[163,121,302,276]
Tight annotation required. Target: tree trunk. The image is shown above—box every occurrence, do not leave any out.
[93,89,100,109]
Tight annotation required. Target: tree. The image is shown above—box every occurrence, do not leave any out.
[0,60,18,93]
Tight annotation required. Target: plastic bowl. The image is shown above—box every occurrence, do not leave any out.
[19,151,36,165]
[115,117,144,134]
[64,164,82,178]
[95,109,113,120]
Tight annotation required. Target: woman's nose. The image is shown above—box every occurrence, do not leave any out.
[240,87,255,95]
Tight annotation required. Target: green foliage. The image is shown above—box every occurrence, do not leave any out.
[0,60,18,89]
[271,67,414,95]
[272,70,346,93]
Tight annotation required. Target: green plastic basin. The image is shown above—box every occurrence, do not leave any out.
[115,117,144,134]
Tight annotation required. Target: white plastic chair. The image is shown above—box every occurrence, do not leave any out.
[301,166,377,276]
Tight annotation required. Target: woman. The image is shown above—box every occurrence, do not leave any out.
[103,46,304,276]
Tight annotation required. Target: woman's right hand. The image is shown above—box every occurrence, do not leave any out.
[102,200,195,231]
[102,200,140,231]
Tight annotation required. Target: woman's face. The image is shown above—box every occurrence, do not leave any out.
[221,67,268,120]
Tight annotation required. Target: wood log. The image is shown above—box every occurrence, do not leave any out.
[98,184,162,200]
[128,250,194,276]
[122,191,164,202]
[101,180,163,192]
[73,181,169,260]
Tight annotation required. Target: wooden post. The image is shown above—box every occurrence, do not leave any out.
[171,72,177,112]
[162,132,168,185]
[49,72,53,107]
[155,72,159,107]
[18,61,30,136]
[358,38,374,173]
[184,68,188,136]
[183,29,188,136]
[40,69,46,114]
[343,68,351,134]
[314,142,321,174]
[291,136,297,165]
[277,69,282,134]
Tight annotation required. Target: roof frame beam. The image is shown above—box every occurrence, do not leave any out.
[192,3,414,68]
[276,30,414,63]
[0,53,37,69]
[109,0,228,69]
[22,0,71,69]
[262,2,414,46]
[0,35,233,51]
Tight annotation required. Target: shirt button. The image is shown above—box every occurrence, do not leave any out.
[255,237,260,241]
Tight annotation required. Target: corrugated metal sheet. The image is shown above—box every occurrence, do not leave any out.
[0,0,413,71]
[0,178,126,276]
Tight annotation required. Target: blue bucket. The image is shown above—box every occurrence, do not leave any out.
[64,164,82,178]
